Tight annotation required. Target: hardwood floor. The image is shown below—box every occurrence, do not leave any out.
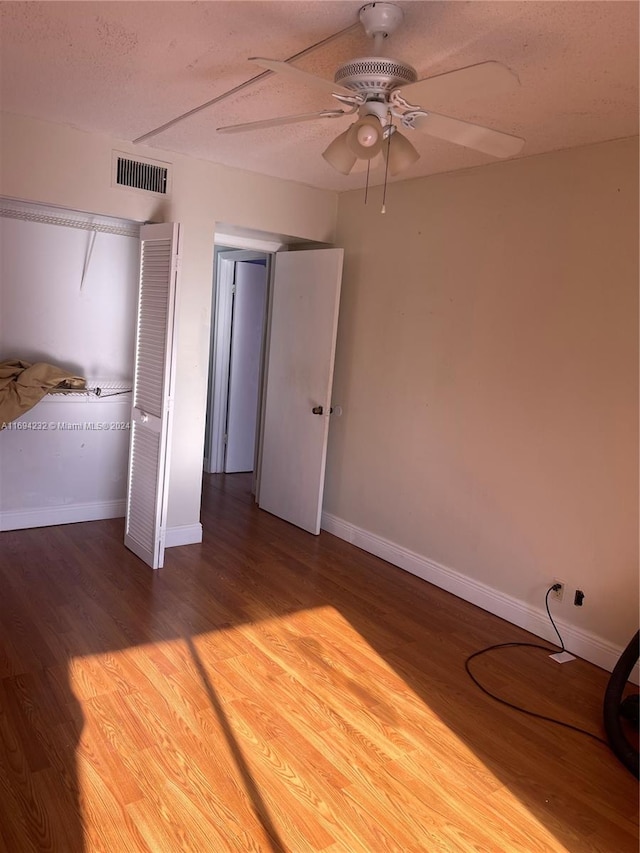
[0,472,637,852]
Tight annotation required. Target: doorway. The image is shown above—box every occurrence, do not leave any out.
[204,231,344,536]
[225,259,268,473]
[204,248,271,493]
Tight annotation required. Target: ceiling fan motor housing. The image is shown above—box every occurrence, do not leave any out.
[359,3,404,39]
[334,56,417,95]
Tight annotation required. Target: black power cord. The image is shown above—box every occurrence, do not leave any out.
[545,583,566,651]
[464,585,608,746]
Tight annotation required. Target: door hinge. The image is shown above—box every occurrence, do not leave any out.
[223,433,228,444]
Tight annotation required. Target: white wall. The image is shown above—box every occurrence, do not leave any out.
[0,215,138,378]
[0,393,132,530]
[0,112,338,541]
[325,137,639,672]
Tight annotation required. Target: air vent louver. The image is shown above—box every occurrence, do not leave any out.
[113,153,171,195]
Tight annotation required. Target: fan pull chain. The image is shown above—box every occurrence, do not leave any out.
[381,118,392,214]
[364,160,371,204]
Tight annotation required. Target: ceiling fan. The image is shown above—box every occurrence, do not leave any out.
[216,2,525,177]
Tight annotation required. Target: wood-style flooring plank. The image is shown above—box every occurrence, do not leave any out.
[0,471,637,852]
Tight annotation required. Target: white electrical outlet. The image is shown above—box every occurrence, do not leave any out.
[551,579,565,601]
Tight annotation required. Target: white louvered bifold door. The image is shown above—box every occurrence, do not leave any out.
[125,223,180,569]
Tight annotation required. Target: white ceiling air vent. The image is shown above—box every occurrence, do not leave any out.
[112,151,171,196]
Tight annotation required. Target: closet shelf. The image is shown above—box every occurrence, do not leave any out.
[43,381,132,403]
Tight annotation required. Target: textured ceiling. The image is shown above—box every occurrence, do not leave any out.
[0,1,638,191]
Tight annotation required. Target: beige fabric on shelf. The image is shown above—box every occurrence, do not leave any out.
[0,360,86,427]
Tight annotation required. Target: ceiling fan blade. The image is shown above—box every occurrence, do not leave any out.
[133,19,359,144]
[217,109,346,134]
[412,111,524,158]
[249,57,352,96]
[398,61,519,106]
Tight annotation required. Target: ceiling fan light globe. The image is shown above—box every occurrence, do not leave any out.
[346,116,383,160]
[322,129,357,175]
[385,130,420,175]
[356,125,379,148]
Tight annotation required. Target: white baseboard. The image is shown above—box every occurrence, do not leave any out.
[1,505,203,549]
[0,500,126,531]
[321,512,639,684]
[165,523,203,548]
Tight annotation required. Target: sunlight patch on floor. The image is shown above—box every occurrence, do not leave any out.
[66,607,592,852]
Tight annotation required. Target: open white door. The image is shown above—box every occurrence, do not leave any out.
[125,222,180,569]
[258,248,343,534]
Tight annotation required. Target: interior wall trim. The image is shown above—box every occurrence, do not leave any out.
[0,500,126,532]
[0,508,202,547]
[165,523,203,548]
[321,511,639,684]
